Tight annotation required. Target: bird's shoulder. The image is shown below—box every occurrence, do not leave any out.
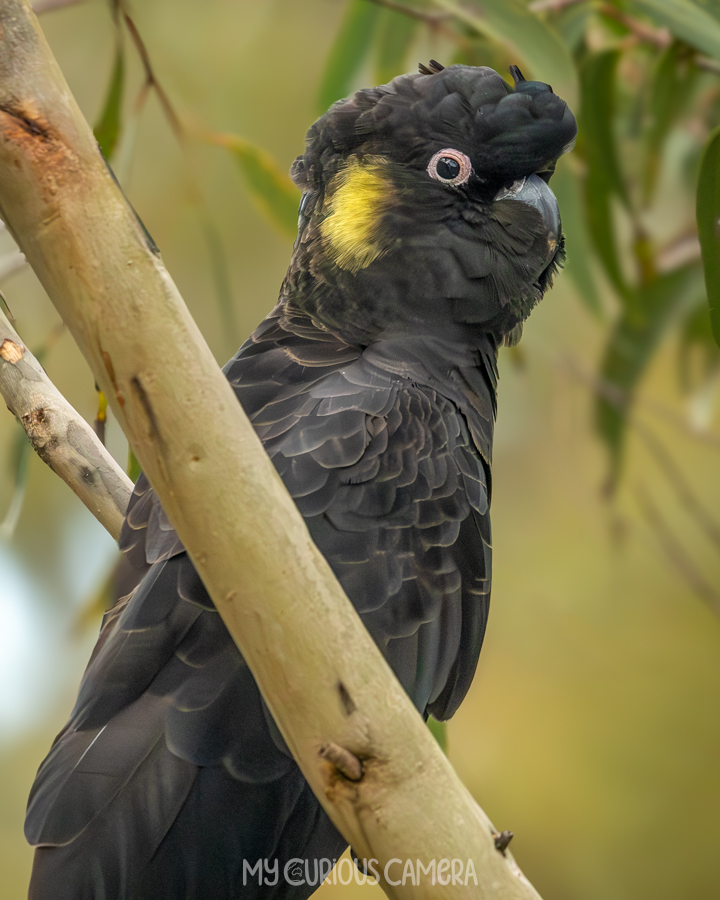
[120,306,498,570]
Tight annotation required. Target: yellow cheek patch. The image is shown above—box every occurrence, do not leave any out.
[320,157,394,274]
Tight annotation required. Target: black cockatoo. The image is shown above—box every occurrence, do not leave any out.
[26,62,576,899]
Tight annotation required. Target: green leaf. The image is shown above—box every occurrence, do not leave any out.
[643,43,696,204]
[216,135,300,239]
[317,0,382,113]
[596,265,704,484]
[93,39,125,161]
[579,50,630,300]
[127,448,142,483]
[580,51,629,204]
[202,217,237,344]
[696,124,720,347]
[678,301,720,390]
[431,0,579,109]
[554,1,592,53]
[0,423,31,541]
[628,0,720,61]
[374,7,421,85]
[448,32,513,76]
[551,158,602,316]
[426,716,448,753]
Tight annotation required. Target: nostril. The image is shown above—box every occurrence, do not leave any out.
[493,178,526,201]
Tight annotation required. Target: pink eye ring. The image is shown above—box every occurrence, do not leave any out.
[427,149,473,186]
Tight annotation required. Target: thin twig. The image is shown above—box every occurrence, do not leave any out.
[635,482,720,614]
[528,0,585,11]
[656,233,702,274]
[599,3,720,74]
[364,0,468,48]
[122,11,184,142]
[32,0,85,12]
[562,355,720,451]
[365,0,451,25]
[600,3,671,50]
[634,422,720,554]
[695,56,720,76]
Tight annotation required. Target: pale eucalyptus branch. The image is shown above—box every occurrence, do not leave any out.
[0,306,132,539]
[31,0,85,13]
[0,3,542,898]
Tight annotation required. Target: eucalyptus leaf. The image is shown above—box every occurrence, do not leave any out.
[219,135,300,239]
[696,124,720,346]
[0,423,31,541]
[374,6,421,84]
[202,217,237,343]
[431,0,579,108]
[628,0,720,61]
[127,448,142,484]
[551,159,602,315]
[427,716,448,753]
[93,39,125,161]
[317,0,382,113]
[678,302,720,390]
[580,50,630,300]
[596,265,704,483]
[554,1,593,53]
[643,43,696,204]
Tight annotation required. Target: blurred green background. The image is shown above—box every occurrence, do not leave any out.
[2,0,720,897]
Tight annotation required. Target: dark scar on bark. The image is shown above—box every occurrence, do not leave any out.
[0,105,52,140]
[337,681,356,716]
[130,376,162,444]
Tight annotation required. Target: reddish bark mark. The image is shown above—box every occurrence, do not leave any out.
[0,103,54,145]
[0,338,24,363]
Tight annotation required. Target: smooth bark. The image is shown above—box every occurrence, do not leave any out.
[0,306,132,539]
[0,3,542,897]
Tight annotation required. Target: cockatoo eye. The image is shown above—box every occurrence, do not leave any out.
[427,149,473,186]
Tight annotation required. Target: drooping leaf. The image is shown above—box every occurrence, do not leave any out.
[580,51,629,205]
[678,301,720,390]
[551,158,602,316]
[696,124,720,347]
[554,1,593,53]
[127,448,142,483]
[0,423,31,541]
[449,31,513,77]
[431,0,579,108]
[374,6,421,85]
[93,38,125,161]
[579,50,630,300]
[211,134,300,239]
[628,0,720,61]
[111,83,149,188]
[317,0,382,113]
[426,716,448,753]
[596,265,704,484]
[202,217,237,343]
[643,43,696,204]
[94,386,108,445]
